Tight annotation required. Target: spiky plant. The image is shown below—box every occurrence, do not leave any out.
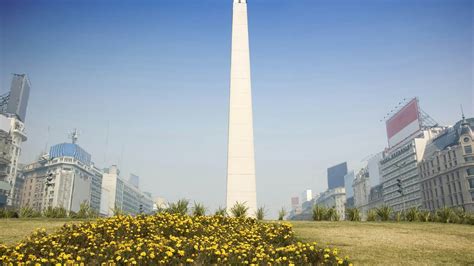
[112,205,124,216]
[395,211,403,222]
[346,208,361,221]
[192,202,206,217]
[366,209,377,221]
[278,208,287,221]
[255,206,266,220]
[167,199,189,215]
[19,206,41,218]
[405,207,420,222]
[230,202,249,218]
[419,210,430,222]
[312,205,327,221]
[325,207,339,221]
[436,207,456,223]
[214,206,227,216]
[376,205,393,221]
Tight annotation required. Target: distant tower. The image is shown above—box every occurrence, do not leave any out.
[69,129,79,144]
[226,0,257,216]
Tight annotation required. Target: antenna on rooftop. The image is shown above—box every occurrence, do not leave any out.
[461,104,465,120]
[69,128,79,144]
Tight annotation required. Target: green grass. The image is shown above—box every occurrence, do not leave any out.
[291,221,474,265]
[1,219,473,265]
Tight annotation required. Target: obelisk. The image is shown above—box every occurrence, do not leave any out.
[226,0,257,217]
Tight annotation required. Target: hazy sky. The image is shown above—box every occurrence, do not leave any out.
[1,0,472,217]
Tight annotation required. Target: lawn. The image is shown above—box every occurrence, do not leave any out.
[0,219,473,265]
[291,221,474,265]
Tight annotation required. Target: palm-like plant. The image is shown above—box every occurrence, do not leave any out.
[167,199,189,215]
[405,207,420,222]
[326,207,339,221]
[192,202,206,217]
[376,205,393,221]
[346,208,361,221]
[436,207,456,223]
[366,209,377,221]
[419,210,430,222]
[214,206,227,216]
[312,205,327,221]
[256,206,266,220]
[278,208,287,221]
[230,202,249,218]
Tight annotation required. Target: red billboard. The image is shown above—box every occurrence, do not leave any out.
[386,98,421,147]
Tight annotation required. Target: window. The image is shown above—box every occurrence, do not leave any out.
[467,167,474,176]
[465,145,473,154]
[469,178,474,189]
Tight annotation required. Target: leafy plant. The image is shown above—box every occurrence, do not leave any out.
[278,208,287,221]
[43,206,67,218]
[19,206,41,218]
[229,202,249,218]
[436,207,456,223]
[214,206,227,217]
[312,205,327,221]
[405,207,419,222]
[112,205,124,216]
[167,199,189,215]
[256,206,266,220]
[366,209,377,221]
[376,205,392,221]
[326,207,339,221]
[346,208,361,221]
[419,211,430,222]
[192,202,206,217]
[395,211,403,222]
[75,201,98,219]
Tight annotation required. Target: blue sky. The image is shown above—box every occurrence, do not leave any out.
[1,0,472,216]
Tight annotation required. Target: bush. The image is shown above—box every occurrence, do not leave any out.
[229,202,249,218]
[419,211,430,222]
[405,207,420,222]
[312,205,327,221]
[167,199,190,215]
[395,211,403,222]
[0,213,352,265]
[255,206,266,220]
[76,201,98,219]
[436,207,456,223]
[43,206,67,218]
[191,202,206,217]
[19,206,41,218]
[326,207,339,221]
[278,208,287,221]
[366,209,377,221]
[376,205,392,221]
[346,208,361,221]
[214,206,227,217]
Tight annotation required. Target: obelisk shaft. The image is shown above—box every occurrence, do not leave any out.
[226,0,257,217]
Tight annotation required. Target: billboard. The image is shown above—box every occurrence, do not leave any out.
[327,162,347,189]
[386,98,421,148]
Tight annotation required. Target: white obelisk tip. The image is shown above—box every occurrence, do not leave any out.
[234,0,247,3]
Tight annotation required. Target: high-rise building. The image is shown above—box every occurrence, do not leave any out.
[327,162,348,189]
[226,0,257,216]
[419,117,474,212]
[344,170,355,199]
[6,74,30,122]
[129,174,139,188]
[20,140,103,214]
[380,98,445,211]
[102,165,153,216]
[301,189,312,203]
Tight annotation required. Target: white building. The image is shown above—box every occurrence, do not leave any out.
[21,140,103,214]
[0,114,27,207]
[381,128,445,211]
[315,187,346,220]
[102,165,153,216]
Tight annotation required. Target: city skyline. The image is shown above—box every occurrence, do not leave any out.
[1,0,472,215]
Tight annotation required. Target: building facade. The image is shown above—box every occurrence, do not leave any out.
[315,187,346,220]
[20,142,103,214]
[344,170,355,199]
[0,114,27,207]
[419,117,474,212]
[102,165,153,216]
[327,162,347,189]
[380,128,444,212]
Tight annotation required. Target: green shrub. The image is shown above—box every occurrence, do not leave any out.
[436,207,456,223]
[278,208,287,221]
[19,206,41,218]
[405,207,420,222]
[214,206,227,216]
[192,202,206,217]
[419,211,430,222]
[312,205,327,221]
[346,208,361,221]
[43,206,67,218]
[376,205,392,221]
[395,211,403,222]
[256,206,266,220]
[229,202,249,218]
[366,209,377,221]
[167,199,189,215]
[326,207,339,221]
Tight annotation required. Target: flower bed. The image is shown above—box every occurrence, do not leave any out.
[0,213,351,265]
